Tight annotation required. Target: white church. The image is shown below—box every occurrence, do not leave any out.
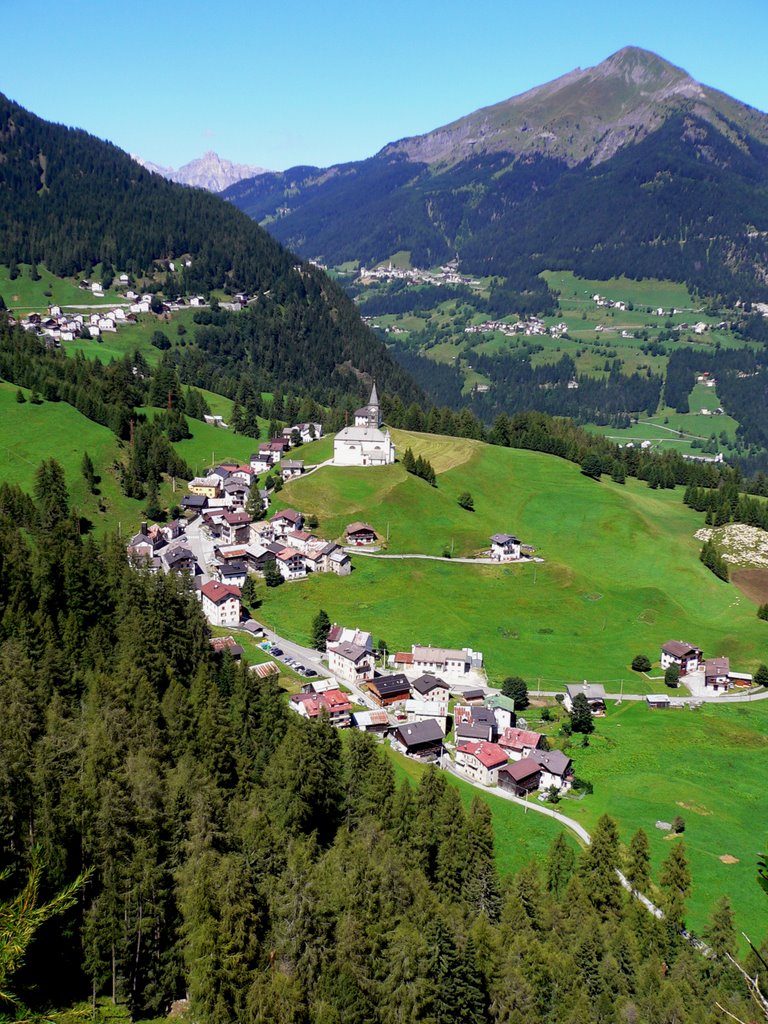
[333,383,396,467]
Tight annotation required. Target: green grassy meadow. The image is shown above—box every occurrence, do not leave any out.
[0,381,161,533]
[263,430,766,686]
[560,699,768,943]
[0,263,124,310]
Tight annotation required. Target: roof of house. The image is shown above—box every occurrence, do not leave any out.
[705,656,730,676]
[531,749,572,776]
[329,641,370,663]
[368,674,411,697]
[454,705,495,728]
[457,741,508,770]
[485,693,516,713]
[287,530,313,543]
[272,508,302,523]
[276,546,303,562]
[500,757,542,783]
[462,688,485,701]
[499,727,543,752]
[404,700,448,718]
[352,709,391,729]
[565,683,607,701]
[164,545,195,566]
[209,636,244,657]
[249,661,279,677]
[662,640,701,658]
[490,533,520,545]
[201,580,241,604]
[223,511,251,525]
[456,721,495,742]
[394,719,445,747]
[219,560,247,576]
[346,521,377,535]
[394,652,414,665]
[412,645,469,664]
[411,673,450,696]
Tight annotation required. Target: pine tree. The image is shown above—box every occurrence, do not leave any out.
[310,609,331,651]
[659,840,691,940]
[264,559,283,588]
[625,829,651,892]
[501,676,529,710]
[545,832,576,899]
[579,814,623,917]
[570,692,594,734]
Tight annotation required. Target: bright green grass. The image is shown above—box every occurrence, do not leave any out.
[383,746,578,878]
[65,308,202,367]
[542,270,699,312]
[0,263,123,310]
[263,431,766,685]
[0,382,163,535]
[562,700,768,943]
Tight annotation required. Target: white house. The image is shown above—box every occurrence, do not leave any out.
[455,741,508,787]
[200,580,241,627]
[531,749,573,793]
[490,534,521,561]
[276,547,307,581]
[409,645,483,676]
[660,641,702,675]
[327,641,375,685]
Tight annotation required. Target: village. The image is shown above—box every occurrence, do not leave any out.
[357,258,482,290]
[464,316,569,339]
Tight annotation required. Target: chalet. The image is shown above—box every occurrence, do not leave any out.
[660,641,702,675]
[498,727,545,761]
[200,580,241,627]
[221,511,252,545]
[126,523,161,561]
[290,689,352,728]
[217,561,248,588]
[455,741,508,786]
[181,494,208,514]
[271,508,304,538]
[285,530,315,555]
[346,522,377,546]
[352,709,391,733]
[280,460,304,481]
[276,547,307,581]
[250,451,273,473]
[410,674,450,702]
[209,636,244,659]
[392,719,444,760]
[283,422,322,444]
[204,414,228,428]
[498,758,541,796]
[531,749,573,792]
[454,705,496,744]
[304,549,325,573]
[229,465,255,486]
[485,693,516,732]
[704,657,730,692]
[367,674,411,707]
[461,688,485,705]
[161,545,198,574]
[490,534,521,561]
[327,641,375,685]
[410,645,483,676]
[563,683,607,716]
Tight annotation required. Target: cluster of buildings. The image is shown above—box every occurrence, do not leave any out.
[358,259,481,289]
[659,640,752,693]
[464,317,568,339]
[14,304,135,343]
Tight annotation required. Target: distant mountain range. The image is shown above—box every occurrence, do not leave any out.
[133,150,270,191]
[223,47,768,302]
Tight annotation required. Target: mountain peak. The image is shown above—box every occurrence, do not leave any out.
[133,151,270,192]
[384,46,728,168]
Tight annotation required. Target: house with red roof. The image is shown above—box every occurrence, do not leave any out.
[455,741,508,786]
[290,688,352,728]
[200,580,241,627]
[498,727,545,761]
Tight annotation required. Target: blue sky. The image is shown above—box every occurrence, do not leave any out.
[3,0,767,171]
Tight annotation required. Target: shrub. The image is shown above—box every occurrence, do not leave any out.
[632,654,651,672]
[665,664,680,687]
[673,815,685,834]
[758,603,768,621]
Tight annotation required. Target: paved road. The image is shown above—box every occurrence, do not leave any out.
[344,549,542,566]
[444,761,665,920]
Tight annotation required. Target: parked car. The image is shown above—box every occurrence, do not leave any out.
[271,647,284,657]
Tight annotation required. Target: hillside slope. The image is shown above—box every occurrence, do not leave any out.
[224,47,768,299]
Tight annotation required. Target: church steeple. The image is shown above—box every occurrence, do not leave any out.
[368,381,379,408]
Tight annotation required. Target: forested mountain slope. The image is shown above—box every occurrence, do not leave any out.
[225,47,768,301]
[0,93,423,406]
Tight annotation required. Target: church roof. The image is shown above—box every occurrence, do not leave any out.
[368,381,379,407]
[335,425,390,442]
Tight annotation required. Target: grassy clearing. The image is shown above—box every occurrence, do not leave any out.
[562,699,768,943]
[542,270,698,312]
[0,382,161,535]
[262,431,767,685]
[0,263,123,310]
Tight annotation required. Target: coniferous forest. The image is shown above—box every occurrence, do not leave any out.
[0,467,765,1024]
